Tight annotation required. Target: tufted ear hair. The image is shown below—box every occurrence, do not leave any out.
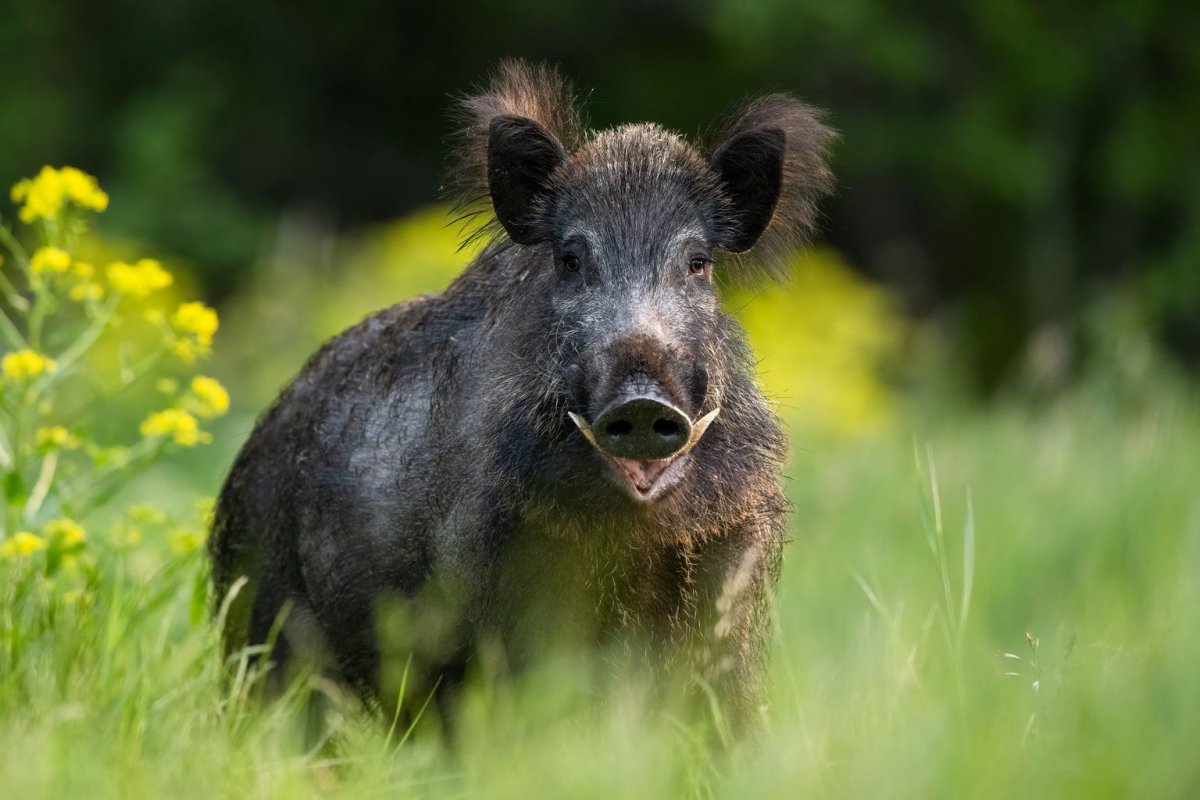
[444,59,583,246]
[708,95,837,275]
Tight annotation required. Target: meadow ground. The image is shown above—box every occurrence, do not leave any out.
[2,375,1197,799]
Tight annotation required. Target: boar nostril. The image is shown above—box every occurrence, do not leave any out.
[605,420,633,437]
[653,419,681,438]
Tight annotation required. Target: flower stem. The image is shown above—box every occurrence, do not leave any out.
[61,437,167,518]
[0,220,31,273]
[0,307,28,350]
[34,295,119,396]
[24,450,57,519]
[0,271,29,313]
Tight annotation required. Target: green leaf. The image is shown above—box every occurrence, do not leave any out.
[3,469,27,505]
[188,566,209,627]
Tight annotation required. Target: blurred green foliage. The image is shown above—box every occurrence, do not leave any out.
[2,0,1197,390]
[726,248,904,435]
[217,206,476,410]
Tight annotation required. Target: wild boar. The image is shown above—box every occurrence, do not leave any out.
[210,60,834,729]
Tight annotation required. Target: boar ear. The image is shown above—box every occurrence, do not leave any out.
[444,60,583,247]
[487,115,566,244]
[710,127,786,253]
[708,95,837,271]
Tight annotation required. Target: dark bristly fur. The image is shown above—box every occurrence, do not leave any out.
[209,61,836,731]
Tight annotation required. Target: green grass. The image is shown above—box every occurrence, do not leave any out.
[3,385,1199,798]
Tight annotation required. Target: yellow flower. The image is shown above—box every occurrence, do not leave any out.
[167,527,204,555]
[59,167,109,212]
[43,518,86,547]
[140,408,210,447]
[106,259,173,297]
[108,521,143,549]
[171,302,218,346]
[10,166,107,223]
[30,246,72,274]
[11,167,64,223]
[69,282,104,302]
[190,376,230,418]
[0,532,48,559]
[65,261,104,302]
[168,302,219,363]
[173,340,198,363]
[128,504,166,524]
[194,496,216,526]
[2,349,58,381]
[36,426,82,451]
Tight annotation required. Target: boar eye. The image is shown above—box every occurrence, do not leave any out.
[688,256,709,275]
[563,253,582,273]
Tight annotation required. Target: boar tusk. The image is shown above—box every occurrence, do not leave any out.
[679,406,720,455]
[568,411,601,450]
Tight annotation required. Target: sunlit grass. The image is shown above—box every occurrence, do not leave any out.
[2,381,1197,798]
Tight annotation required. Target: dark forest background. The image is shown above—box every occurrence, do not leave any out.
[3,0,1197,391]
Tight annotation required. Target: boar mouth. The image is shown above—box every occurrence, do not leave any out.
[607,454,691,501]
[568,407,719,502]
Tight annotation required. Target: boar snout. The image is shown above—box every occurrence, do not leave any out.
[591,382,691,461]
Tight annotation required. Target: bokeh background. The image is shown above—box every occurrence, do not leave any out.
[3,1,1200,797]
[5,0,1199,401]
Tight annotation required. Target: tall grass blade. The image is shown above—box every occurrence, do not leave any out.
[959,489,975,638]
